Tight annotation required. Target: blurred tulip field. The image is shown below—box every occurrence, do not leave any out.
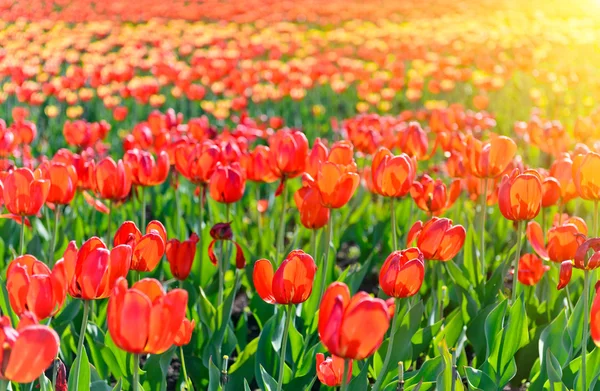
[4,0,600,390]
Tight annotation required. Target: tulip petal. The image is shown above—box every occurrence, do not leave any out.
[252,259,276,304]
[4,325,59,383]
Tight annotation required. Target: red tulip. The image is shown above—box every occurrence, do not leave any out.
[498,169,542,221]
[514,254,549,286]
[407,218,466,261]
[174,140,221,185]
[253,250,316,304]
[108,277,188,354]
[379,248,425,298]
[268,129,309,180]
[39,161,78,205]
[209,163,246,204]
[557,238,600,289]
[94,157,132,201]
[241,145,278,183]
[166,233,200,280]
[0,316,59,383]
[466,134,517,178]
[371,147,416,198]
[319,282,390,360]
[62,237,132,299]
[527,218,587,263]
[294,183,330,230]
[6,255,66,320]
[207,222,246,269]
[123,149,169,187]
[174,318,195,346]
[0,167,50,215]
[410,175,461,215]
[316,353,352,387]
[113,221,167,272]
[397,121,428,159]
[591,283,600,347]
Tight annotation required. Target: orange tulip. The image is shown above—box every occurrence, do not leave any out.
[108,277,188,354]
[166,233,199,280]
[52,148,96,191]
[379,248,424,298]
[498,169,542,221]
[527,218,587,263]
[6,255,66,320]
[0,316,59,383]
[123,149,169,187]
[573,152,600,200]
[466,134,517,178]
[591,282,600,346]
[397,121,428,159]
[305,138,329,179]
[410,175,461,215]
[241,145,278,183]
[0,167,50,215]
[514,253,549,286]
[253,250,316,304]
[174,318,195,346]
[207,222,246,269]
[39,161,78,205]
[62,237,132,299]
[113,221,167,272]
[407,218,466,261]
[294,183,330,230]
[541,174,561,208]
[550,153,577,203]
[94,157,132,201]
[209,162,246,204]
[174,140,221,185]
[316,353,352,387]
[371,147,416,198]
[268,129,309,180]
[318,282,390,360]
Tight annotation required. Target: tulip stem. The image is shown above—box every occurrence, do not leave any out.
[106,200,113,245]
[198,185,205,285]
[277,304,293,391]
[594,200,599,237]
[582,269,591,391]
[20,214,25,255]
[511,221,524,304]
[311,229,318,262]
[372,298,400,391]
[49,206,61,266]
[179,346,191,389]
[390,198,398,250]
[276,181,288,264]
[175,185,181,239]
[132,354,140,391]
[318,212,333,301]
[140,186,146,230]
[341,359,351,391]
[0,379,8,391]
[75,300,91,390]
[479,178,488,286]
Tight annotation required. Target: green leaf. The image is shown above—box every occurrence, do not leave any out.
[464,367,496,390]
[142,346,175,391]
[259,364,278,391]
[39,373,53,391]
[436,340,464,391]
[67,347,91,391]
[112,379,122,391]
[348,361,369,391]
[228,338,258,390]
[208,357,223,391]
[546,349,563,383]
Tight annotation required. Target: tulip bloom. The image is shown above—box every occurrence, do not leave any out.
[62,237,132,300]
[0,167,50,215]
[241,145,278,183]
[550,153,577,203]
[108,277,188,354]
[253,250,316,304]
[305,138,329,179]
[174,318,195,346]
[113,221,167,273]
[498,169,543,221]
[591,282,600,347]
[294,184,330,230]
[371,147,416,198]
[40,162,78,205]
[6,255,66,320]
[410,175,461,215]
[514,254,549,286]
[0,316,59,383]
[316,353,352,387]
[319,282,390,360]
[397,121,428,159]
[208,222,246,269]
[304,162,360,209]
[124,149,170,187]
[174,140,221,185]
[407,218,466,261]
[573,152,600,201]
[166,233,200,280]
[94,157,132,202]
[527,218,587,263]
[209,163,246,204]
[379,248,425,298]
[558,238,600,289]
[268,129,309,180]
[541,174,561,208]
[466,134,517,178]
